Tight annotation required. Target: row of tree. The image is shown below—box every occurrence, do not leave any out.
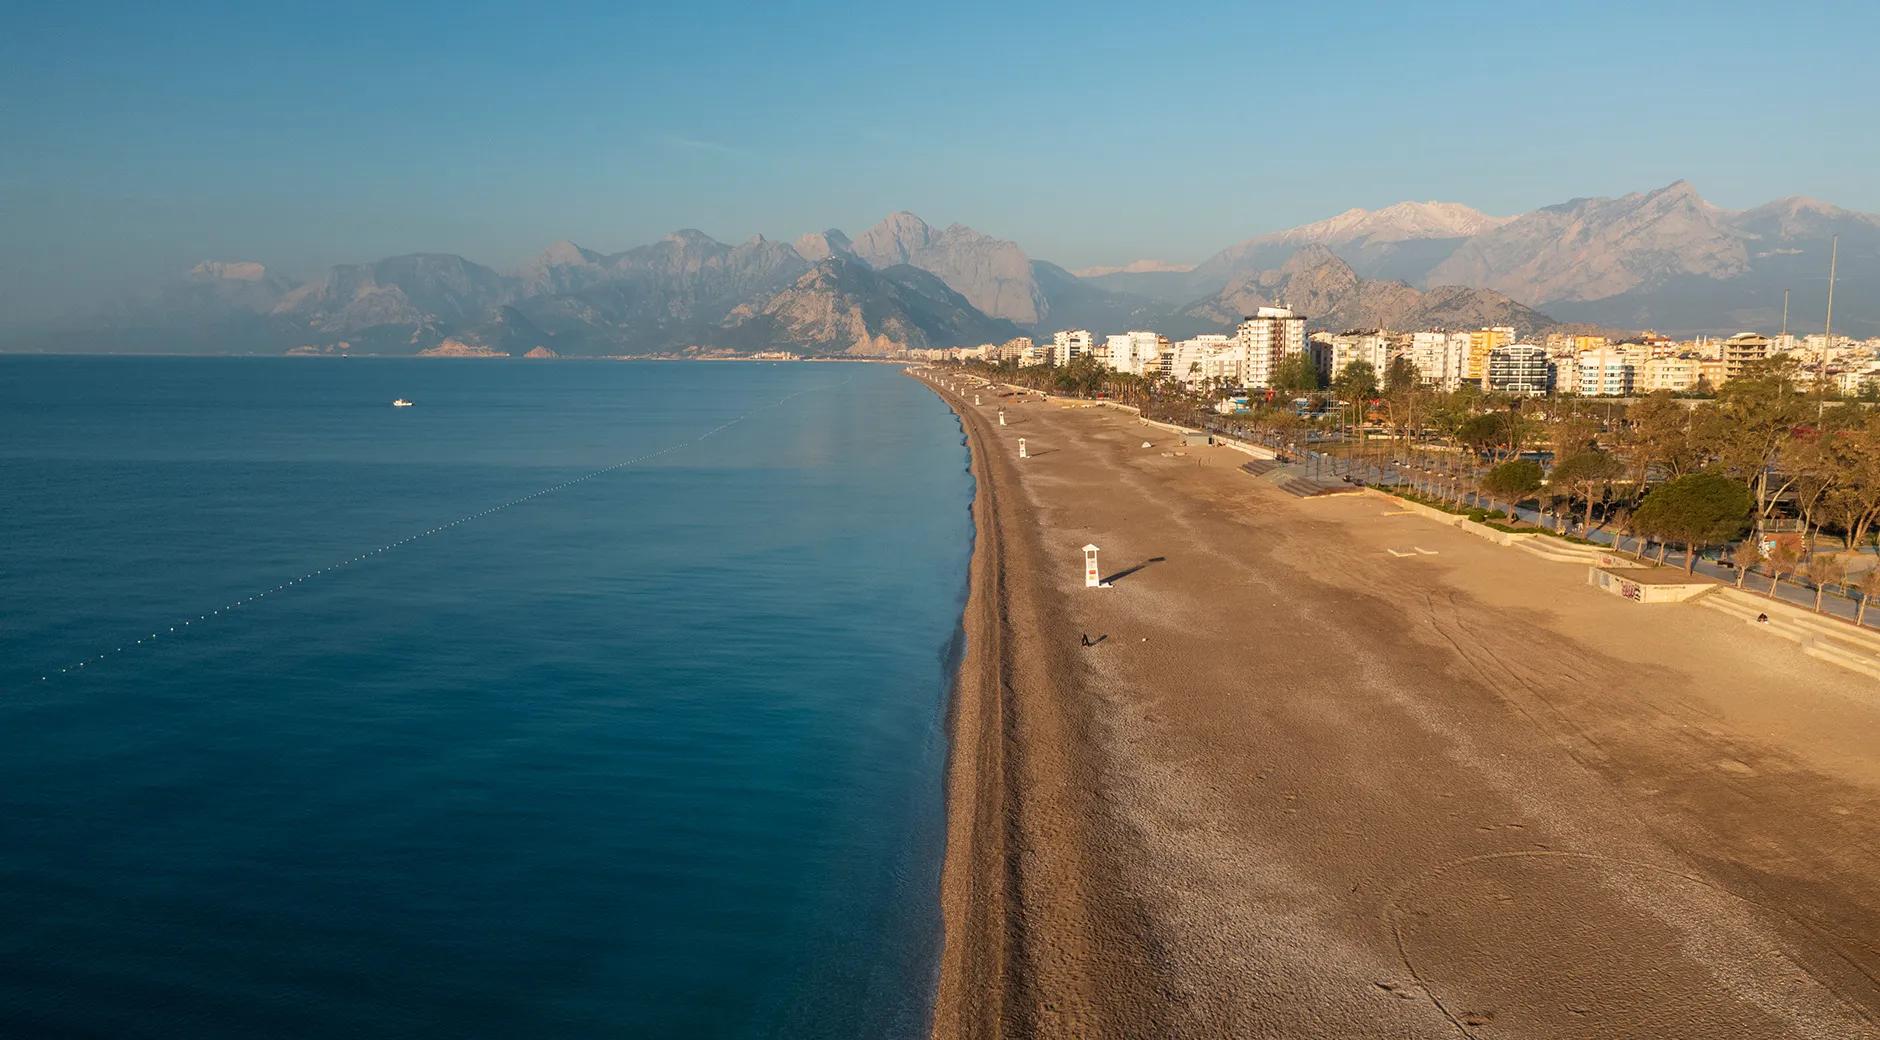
[955,355,1880,602]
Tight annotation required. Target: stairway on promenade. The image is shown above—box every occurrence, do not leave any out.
[1696,586,1880,682]
[1238,459,1358,499]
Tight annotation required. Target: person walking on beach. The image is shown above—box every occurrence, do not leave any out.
[1080,633,1092,647]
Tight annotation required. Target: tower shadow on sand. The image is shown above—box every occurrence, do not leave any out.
[1101,556,1166,584]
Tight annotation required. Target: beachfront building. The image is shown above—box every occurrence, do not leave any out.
[1235,306,1307,388]
[1549,353,1579,393]
[988,337,1032,363]
[1839,359,1880,397]
[1163,334,1234,385]
[1465,326,1515,384]
[1486,343,1550,396]
[1194,340,1250,386]
[1641,355,1702,393]
[1722,332,1770,380]
[1313,330,1390,384]
[1102,330,1167,377]
[1050,329,1095,366]
[1578,346,1636,396]
[1407,331,1471,390]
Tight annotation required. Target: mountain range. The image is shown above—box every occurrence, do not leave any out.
[14,181,1876,356]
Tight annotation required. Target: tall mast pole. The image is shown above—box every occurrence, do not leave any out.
[1819,235,1838,415]
[1824,235,1838,347]
[1819,236,1834,404]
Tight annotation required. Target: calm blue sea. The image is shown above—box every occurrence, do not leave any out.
[0,357,972,1038]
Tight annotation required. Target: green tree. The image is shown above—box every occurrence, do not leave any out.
[1272,354,1322,395]
[1480,459,1542,516]
[1630,472,1754,574]
[1332,360,1378,403]
[1623,392,1700,487]
[1384,356,1420,394]
[1822,412,1880,550]
[1697,358,1808,521]
[1458,412,1515,458]
[1550,450,1625,530]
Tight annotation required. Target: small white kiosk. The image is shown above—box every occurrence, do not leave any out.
[1083,544,1111,588]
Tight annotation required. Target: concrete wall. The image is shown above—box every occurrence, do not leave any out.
[1588,568,1715,603]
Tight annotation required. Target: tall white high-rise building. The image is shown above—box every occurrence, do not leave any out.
[1407,331,1471,390]
[1103,330,1166,376]
[1050,329,1094,366]
[1235,306,1307,388]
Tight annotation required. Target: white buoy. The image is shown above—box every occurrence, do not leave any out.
[1084,544,1105,588]
[1019,438,1028,459]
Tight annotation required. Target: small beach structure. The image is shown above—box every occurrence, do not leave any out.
[1083,544,1112,588]
[1588,565,1715,603]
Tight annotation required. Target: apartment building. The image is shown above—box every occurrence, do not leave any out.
[1486,343,1551,396]
[1721,332,1770,380]
[1236,306,1307,388]
[1314,329,1390,385]
[1465,326,1515,384]
[1641,355,1701,393]
[1407,331,1471,390]
[1102,330,1166,376]
[1050,329,1094,366]
[1578,346,1636,396]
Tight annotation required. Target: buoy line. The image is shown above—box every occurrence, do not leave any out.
[31,376,850,684]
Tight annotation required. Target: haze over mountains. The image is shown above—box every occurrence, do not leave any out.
[16,181,1876,356]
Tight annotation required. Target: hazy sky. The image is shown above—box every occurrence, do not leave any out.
[4,0,1877,323]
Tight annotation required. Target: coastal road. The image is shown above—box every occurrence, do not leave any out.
[920,373,1880,1040]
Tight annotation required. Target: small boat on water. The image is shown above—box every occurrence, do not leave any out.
[392,398,414,407]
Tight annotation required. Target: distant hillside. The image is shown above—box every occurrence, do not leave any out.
[723,259,1022,354]
[1183,246,1557,337]
[13,181,1876,355]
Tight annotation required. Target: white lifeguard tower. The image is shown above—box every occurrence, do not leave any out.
[1019,438,1028,459]
[1083,544,1111,588]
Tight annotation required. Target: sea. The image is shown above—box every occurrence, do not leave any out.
[0,356,973,1038]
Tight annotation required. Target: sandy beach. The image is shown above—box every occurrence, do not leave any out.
[920,371,1880,1039]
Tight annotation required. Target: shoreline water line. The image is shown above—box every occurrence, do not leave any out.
[910,368,1012,1040]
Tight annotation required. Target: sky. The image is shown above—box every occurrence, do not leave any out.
[3,0,1878,324]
